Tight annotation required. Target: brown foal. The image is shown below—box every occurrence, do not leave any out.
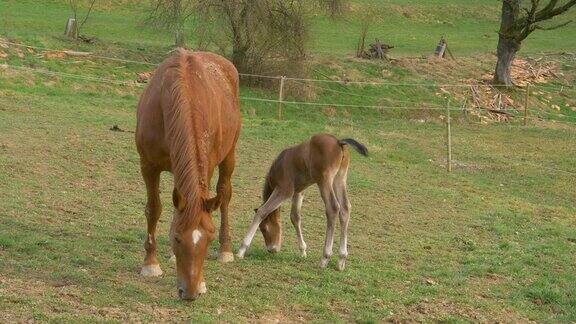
[237,134,367,270]
[135,49,241,300]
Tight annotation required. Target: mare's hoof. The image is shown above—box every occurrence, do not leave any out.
[337,258,346,271]
[319,258,329,269]
[300,250,307,258]
[198,281,207,294]
[141,264,163,277]
[218,252,234,263]
[169,254,176,263]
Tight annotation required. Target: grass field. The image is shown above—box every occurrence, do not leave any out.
[1,0,576,322]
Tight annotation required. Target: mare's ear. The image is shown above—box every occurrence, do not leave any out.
[203,196,221,213]
[172,188,186,212]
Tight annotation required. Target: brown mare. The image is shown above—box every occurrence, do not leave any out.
[237,134,367,271]
[135,49,241,300]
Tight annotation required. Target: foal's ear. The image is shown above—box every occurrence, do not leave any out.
[172,188,186,212]
[203,196,221,213]
[253,208,258,213]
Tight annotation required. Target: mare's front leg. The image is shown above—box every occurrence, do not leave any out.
[214,152,236,263]
[140,164,163,277]
[237,187,291,259]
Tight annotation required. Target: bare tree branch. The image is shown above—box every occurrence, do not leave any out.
[535,19,573,29]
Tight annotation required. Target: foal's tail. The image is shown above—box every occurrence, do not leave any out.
[339,138,368,157]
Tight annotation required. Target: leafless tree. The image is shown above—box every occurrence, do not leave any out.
[68,0,96,39]
[147,0,195,47]
[356,7,377,58]
[195,0,308,79]
[319,0,347,19]
[495,0,576,85]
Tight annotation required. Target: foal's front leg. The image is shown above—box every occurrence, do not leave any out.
[237,188,290,259]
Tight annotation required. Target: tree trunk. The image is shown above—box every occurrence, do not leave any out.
[494,36,520,86]
[175,29,184,47]
[493,0,520,86]
[232,43,249,73]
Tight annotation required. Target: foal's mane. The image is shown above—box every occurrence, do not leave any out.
[162,49,208,229]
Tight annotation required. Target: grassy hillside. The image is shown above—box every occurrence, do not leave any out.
[1,0,576,322]
[1,0,575,57]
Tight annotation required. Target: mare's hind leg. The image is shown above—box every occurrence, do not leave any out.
[140,164,163,277]
[290,192,307,257]
[318,177,340,269]
[333,169,351,271]
[215,151,236,263]
[237,187,292,259]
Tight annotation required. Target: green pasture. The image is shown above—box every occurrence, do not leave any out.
[1,0,576,322]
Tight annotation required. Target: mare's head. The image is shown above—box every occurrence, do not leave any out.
[259,207,282,253]
[170,189,217,300]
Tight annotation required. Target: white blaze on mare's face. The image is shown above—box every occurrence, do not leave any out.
[192,229,202,245]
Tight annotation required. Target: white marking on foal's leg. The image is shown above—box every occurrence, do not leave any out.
[192,229,202,245]
[237,188,288,259]
[198,281,207,294]
[218,251,234,263]
[140,264,163,277]
[300,242,307,258]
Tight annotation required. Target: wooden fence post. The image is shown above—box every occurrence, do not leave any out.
[446,99,452,173]
[524,83,530,126]
[64,18,77,38]
[277,76,286,120]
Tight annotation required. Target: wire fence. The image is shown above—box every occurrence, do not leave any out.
[2,39,574,90]
[0,53,574,176]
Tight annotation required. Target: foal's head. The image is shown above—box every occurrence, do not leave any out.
[259,208,282,253]
[170,190,216,300]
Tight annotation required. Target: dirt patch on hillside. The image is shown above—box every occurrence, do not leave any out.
[386,298,532,323]
[0,275,183,322]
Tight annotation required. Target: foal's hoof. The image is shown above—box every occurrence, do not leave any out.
[236,245,247,259]
[218,252,234,263]
[300,250,307,258]
[319,258,329,269]
[337,258,346,271]
[169,254,176,264]
[141,264,163,277]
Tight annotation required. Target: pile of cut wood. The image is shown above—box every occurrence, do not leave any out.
[481,58,559,87]
[357,39,393,60]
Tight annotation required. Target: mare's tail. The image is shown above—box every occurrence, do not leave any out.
[339,138,368,157]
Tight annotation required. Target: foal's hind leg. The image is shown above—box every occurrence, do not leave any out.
[333,175,351,271]
[140,164,163,277]
[237,187,291,259]
[290,192,307,257]
[318,178,340,269]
